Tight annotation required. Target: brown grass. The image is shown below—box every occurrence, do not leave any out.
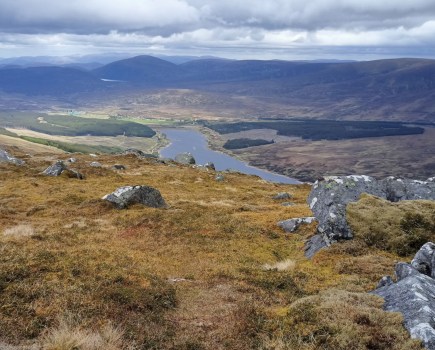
[347,194,435,256]
[0,149,424,349]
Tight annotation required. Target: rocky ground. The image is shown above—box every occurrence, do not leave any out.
[0,140,433,349]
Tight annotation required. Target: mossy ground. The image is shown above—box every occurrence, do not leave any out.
[0,146,423,349]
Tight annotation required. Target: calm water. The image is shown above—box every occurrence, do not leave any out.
[159,128,300,184]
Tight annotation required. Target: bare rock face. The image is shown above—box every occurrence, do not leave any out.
[175,153,196,165]
[102,185,167,209]
[42,161,66,176]
[0,148,25,165]
[373,243,435,350]
[382,177,435,202]
[277,217,317,233]
[306,175,435,257]
[308,175,384,242]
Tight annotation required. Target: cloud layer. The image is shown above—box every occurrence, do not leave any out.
[1,0,434,59]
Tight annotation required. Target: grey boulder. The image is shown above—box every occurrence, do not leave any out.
[278,217,317,233]
[175,152,196,165]
[64,168,84,180]
[373,243,435,350]
[42,161,66,176]
[273,192,292,200]
[204,162,215,170]
[90,162,102,168]
[0,148,25,165]
[102,185,167,209]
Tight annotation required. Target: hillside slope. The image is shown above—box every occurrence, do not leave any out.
[0,145,425,349]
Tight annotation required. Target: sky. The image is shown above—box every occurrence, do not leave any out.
[1,0,435,60]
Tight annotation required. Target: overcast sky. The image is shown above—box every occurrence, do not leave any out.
[1,0,435,60]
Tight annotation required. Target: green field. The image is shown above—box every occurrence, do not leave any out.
[0,112,156,138]
[19,136,123,154]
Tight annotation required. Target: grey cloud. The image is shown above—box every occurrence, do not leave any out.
[0,0,200,35]
[1,0,435,35]
[1,0,435,59]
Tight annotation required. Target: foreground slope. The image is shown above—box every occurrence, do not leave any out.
[0,145,424,349]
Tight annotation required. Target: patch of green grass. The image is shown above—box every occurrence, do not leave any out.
[19,136,123,154]
[0,127,18,137]
[0,112,156,137]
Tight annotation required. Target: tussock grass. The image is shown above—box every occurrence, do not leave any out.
[347,194,435,256]
[42,319,126,350]
[260,289,422,349]
[3,224,35,238]
[262,259,296,272]
[0,150,424,349]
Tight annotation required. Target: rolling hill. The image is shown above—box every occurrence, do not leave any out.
[1,55,435,121]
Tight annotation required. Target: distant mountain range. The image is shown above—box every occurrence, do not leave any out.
[1,55,435,122]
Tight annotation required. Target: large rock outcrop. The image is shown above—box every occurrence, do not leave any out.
[0,148,25,165]
[306,175,435,257]
[373,243,435,350]
[102,185,167,209]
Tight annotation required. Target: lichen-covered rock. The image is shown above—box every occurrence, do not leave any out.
[306,175,435,257]
[42,161,66,176]
[175,153,196,165]
[0,148,25,165]
[304,234,329,259]
[273,192,292,200]
[277,217,317,233]
[373,243,435,350]
[411,242,435,277]
[376,276,394,289]
[90,161,102,168]
[67,157,77,163]
[308,175,384,242]
[382,177,435,202]
[102,185,166,209]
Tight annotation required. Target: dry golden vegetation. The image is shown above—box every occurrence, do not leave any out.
[347,194,435,256]
[0,145,424,349]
